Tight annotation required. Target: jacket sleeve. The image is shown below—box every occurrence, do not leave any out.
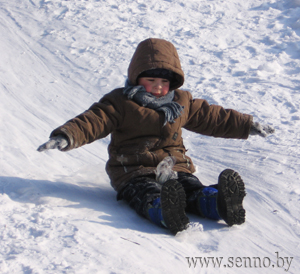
[50,90,124,151]
[183,94,253,139]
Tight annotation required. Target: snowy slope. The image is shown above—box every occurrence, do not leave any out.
[0,0,300,273]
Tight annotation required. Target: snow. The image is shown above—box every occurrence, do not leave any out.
[0,0,299,273]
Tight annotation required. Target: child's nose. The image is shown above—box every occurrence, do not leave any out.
[155,81,163,87]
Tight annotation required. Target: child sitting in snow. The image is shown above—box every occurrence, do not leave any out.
[38,38,274,235]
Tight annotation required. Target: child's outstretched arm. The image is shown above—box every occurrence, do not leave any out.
[183,92,275,140]
[37,89,124,153]
[249,122,275,137]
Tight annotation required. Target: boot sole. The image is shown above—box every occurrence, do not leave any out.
[217,169,246,226]
[161,180,190,235]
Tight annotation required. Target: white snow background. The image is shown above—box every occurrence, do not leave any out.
[1,0,300,273]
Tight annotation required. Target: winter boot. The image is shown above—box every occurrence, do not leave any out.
[195,186,222,220]
[146,179,189,235]
[217,169,246,226]
[193,169,246,226]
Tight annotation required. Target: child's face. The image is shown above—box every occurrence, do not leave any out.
[138,77,170,98]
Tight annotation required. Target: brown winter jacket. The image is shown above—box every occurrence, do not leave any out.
[50,38,253,192]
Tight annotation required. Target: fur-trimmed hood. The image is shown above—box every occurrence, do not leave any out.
[127,38,185,90]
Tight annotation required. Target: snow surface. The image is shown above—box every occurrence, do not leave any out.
[1,0,300,273]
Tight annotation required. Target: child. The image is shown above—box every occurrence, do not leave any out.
[38,38,274,235]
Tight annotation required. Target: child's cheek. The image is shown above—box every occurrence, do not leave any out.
[143,83,152,93]
[161,86,169,96]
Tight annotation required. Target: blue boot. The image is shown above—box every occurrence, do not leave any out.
[196,187,221,220]
[147,197,167,227]
[194,169,246,226]
[217,169,246,226]
[146,180,190,235]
